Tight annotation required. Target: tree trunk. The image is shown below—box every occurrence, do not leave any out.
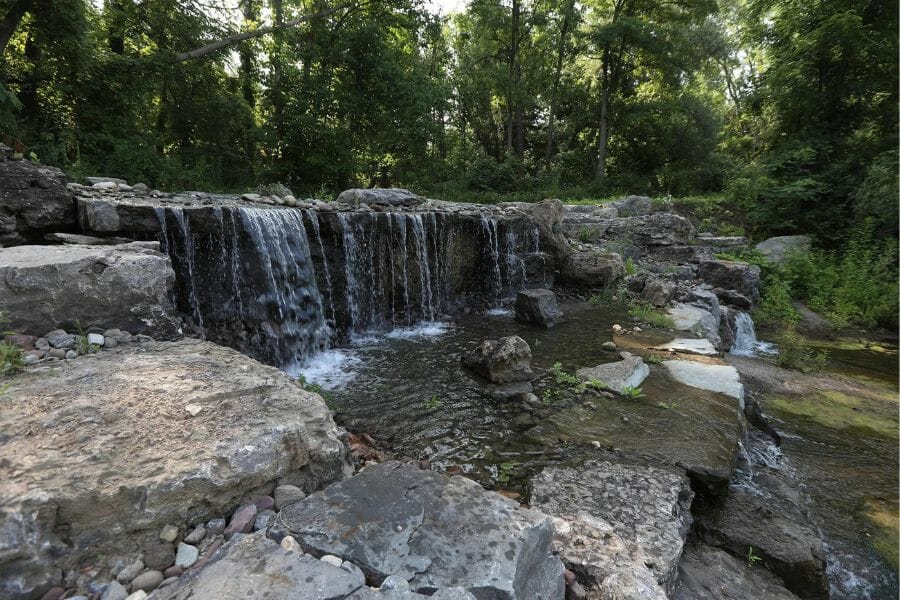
[0,0,31,61]
[239,0,260,108]
[595,47,611,180]
[506,0,520,156]
[545,0,573,163]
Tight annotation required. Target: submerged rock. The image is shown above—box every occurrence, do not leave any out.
[0,339,350,599]
[278,461,564,598]
[575,352,649,394]
[515,288,563,327]
[662,360,744,403]
[0,241,182,338]
[530,459,693,598]
[462,335,534,383]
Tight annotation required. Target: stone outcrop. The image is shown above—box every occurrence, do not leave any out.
[654,338,717,356]
[575,351,649,394]
[697,260,761,305]
[0,339,350,599]
[530,460,694,599]
[336,188,425,207]
[755,235,811,264]
[515,288,563,327]
[277,461,565,598]
[563,212,695,249]
[0,158,74,244]
[0,241,182,338]
[462,335,534,383]
[561,251,625,287]
[674,545,801,600]
[607,195,653,217]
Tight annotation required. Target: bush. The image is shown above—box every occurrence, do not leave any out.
[0,342,24,376]
[775,326,828,372]
[755,277,800,327]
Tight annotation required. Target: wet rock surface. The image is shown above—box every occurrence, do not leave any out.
[575,351,649,394]
[278,461,565,598]
[530,459,693,598]
[0,339,349,599]
[462,335,535,383]
[0,241,182,338]
[515,288,563,327]
[674,544,801,600]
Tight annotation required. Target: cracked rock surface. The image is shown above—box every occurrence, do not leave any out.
[530,459,694,599]
[278,461,564,599]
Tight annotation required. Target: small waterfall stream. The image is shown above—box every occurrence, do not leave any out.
[156,205,541,369]
[730,311,777,357]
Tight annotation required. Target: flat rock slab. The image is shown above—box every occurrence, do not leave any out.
[666,305,712,332]
[0,241,182,337]
[576,352,649,393]
[530,460,693,598]
[663,360,744,403]
[655,339,717,356]
[0,339,349,600]
[278,461,564,599]
[673,545,800,600]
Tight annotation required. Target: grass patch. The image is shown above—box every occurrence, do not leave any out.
[628,301,676,329]
[865,499,899,569]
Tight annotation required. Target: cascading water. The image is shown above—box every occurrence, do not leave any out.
[156,204,541,371]
[730,311,777,357]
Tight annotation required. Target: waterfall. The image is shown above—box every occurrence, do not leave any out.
[730,312,777,357]
[304,210,336,328]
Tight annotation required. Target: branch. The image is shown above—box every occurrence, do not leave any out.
[0,0,31,60]
[172,2,354,63]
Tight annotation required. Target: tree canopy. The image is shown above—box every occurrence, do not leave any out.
[1,0,896,240]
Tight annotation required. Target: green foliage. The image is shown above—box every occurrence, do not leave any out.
[423,394,442,410]
[775,326,828,373]
[627,301,675,329]
[754,277,800,328]
[624,257,636,276]
[585,378,606,390]
[645,354,663,365]
[497,461,517,484]
[577,226,597,243]
[621,386,645,399]
[0,342,24,376]
[656,401,677,410]
[747,546,762,568]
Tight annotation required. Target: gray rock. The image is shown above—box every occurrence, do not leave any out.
[87,333,105,347]
[697,260,761,305]
[601,341,617,352]
[279,461,564,598]
[638,276,676,307]
[0,160,74,242]
[115,559,144,584]
[274,485,306,511]
[100,581,129,600]
[224,504,257,539]
[183,526,206,545]
[673,545,800,600]
[0,242,182,338]
[576,352,649,394]
[531,460,693,598]
[515,289,563,327]
[45,330,75,349]
[462,335,534,383]
[159,524,178,543]
[129,570,163,593]
[44,232,131,245]
[206,518,226,536]
[0,339,349,599]
[561,251,625,288]
[337,188,424,207]
[85,177,127,186]
[64,349,78,359]
[607,195,653,217]
[654,338,717,356]
[662,360,744,403]
[755,235,811,265]
[254,509,275,532]
[174,543,199,568]
[151,532,367,599]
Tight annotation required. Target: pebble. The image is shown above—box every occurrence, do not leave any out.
[35,337,50,350]
[206,518,226,536]
[252,495,275,511]
[280,535,303,553]
[320,554,343,567]
[48,348,67,359]
[601,341,617,351]
[39,587,65,600]
[142,541,175,570]
[634,326,643,332]
[130,570,164,592]
[184,403,203,417]
[45,329,76,349]
[591,441,602,449]
[223,504,257,539]
[116,558,144,584]
[100,581,128,600]
[612,324,624,335]
[159,524,179,543]
[174,542,199,568]
[87,333,105,346]
[273,485,305,511]
[183,525,206,545]
[163,565,183,578]
[65,350,78,359]
[125,592,147,600]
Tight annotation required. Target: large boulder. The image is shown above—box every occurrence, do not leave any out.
[0,159,74,244]
[277,461,565,598]
[524,199,571,264]
[561,251,625,287]
[530,459,694,598]
[0,241,182,338]
[515,288,563,327]
[337,188,424,207]
[697,260,761,305]
[0,339,351,599]
[755,235,811,265]
[607,195,653,217]
[575,351,649,394]
[563,213,695,248]
[462,335,534,383]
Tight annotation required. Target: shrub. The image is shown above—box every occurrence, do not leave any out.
[628,301,676,329]
[775,326,828,372]
[0,342,24,376]
[755,277,800,327]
